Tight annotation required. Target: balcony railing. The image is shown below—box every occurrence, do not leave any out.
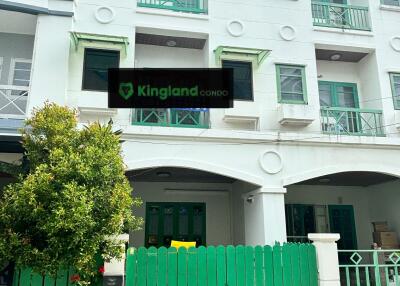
[137,0,207,14]
[132,108,210,128]
[320,107,384,136]
[0,85,29,119]
[311,2,371,31]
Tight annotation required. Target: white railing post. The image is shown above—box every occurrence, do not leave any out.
[103,234,129,284]
[308,233,341,286]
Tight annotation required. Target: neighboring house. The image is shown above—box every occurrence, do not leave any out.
[1,0,400,255]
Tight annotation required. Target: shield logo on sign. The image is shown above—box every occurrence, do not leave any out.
[119,82,134,100]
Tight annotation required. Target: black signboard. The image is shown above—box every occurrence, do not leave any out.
[108,68,233,108]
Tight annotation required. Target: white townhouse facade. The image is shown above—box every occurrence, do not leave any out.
[1,0,400,253]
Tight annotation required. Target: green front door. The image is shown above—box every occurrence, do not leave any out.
[328,205,357,250]
[145,202,206,248]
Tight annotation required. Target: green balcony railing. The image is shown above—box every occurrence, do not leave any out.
[132,108,210,129]
[339,249,400,286]
[320,107,385,136]
[311,2,371,31]
[137,0,207,14]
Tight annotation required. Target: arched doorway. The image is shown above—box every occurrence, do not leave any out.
[284,171,400,251]
[125,166,260,248]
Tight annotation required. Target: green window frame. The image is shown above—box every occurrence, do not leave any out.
[145,202,206,248]
[82,48,120,92]
[318,81,359,108]
[389,73,400,110]
[222,60,254,101]
[276,64,308,104]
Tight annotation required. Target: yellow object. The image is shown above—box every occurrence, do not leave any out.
[170,240,196,249]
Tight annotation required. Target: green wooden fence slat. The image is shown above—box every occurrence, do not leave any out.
[264,246,274,286]
[255,246,264,286]
[126,248,137,286]
[236,245,245,286]
[282,244,293,286]
[168,247,178,286]
[178,247,188,286]
[308,245,318,286]
[138,247,148,286]
[245,246,255,286]
[19,268,31,286]
[67,266,76,286]
[147,247,157,286]
[197,246,207,286]
[226,245,237,286]
[273,244,283,286]
[216,246,226,286]
[44,274,55,286]
[157,247,167,286]
[55,269,68,286]
[207,246,217,286]
[188,247,198,286]
[299,244,310,286]
[31,272,43,286]
[291,244,301,286]
[12,269,20,286]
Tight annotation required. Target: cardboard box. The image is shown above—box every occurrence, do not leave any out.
[373,232,399,246]
[372,221,389,232]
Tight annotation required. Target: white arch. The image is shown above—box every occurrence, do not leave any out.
[283,163,400,186]
[125,157,263,187]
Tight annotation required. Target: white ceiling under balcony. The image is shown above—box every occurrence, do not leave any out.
[136,33,206,50]
[0,10,36,35]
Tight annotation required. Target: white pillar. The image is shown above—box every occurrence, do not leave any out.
[28,13,73,112]
[243,187,287,246]
[104,234,129,276]
[308,233,341,286]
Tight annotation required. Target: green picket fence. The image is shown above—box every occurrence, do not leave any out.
[12,268,75,286]
[126,243,318,286]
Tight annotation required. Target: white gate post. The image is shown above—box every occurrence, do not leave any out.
[308,233,341,286]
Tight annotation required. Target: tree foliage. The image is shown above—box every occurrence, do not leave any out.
[0,103,142,282]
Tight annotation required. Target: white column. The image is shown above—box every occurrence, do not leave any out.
[243,187,287,246]
[104,234,129,276]
[28,13,73,112]
[308,233,341,286]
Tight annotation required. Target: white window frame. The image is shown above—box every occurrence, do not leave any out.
[7,58,32,98]
[0,57,3,82]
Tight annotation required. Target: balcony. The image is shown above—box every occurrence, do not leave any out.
[132,108,210,129]
[137,0,207,14]
[311,2,371,31]
[320,107,384,136]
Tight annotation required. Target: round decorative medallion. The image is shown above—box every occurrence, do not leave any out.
[279,25,296,41]
[94,6,115,24]
[226,20,245,37]
[259,150,283,174]
[390,36,400,52]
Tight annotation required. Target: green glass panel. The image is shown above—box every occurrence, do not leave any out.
[222,60,253,101]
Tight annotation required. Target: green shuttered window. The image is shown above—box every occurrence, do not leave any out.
[222,60,253,101]
[145,202,206,248]
[82,49,120,92]
[390,73,400,110]
[276,64,308,104]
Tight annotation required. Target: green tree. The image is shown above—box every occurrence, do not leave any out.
[0,103,142,283]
